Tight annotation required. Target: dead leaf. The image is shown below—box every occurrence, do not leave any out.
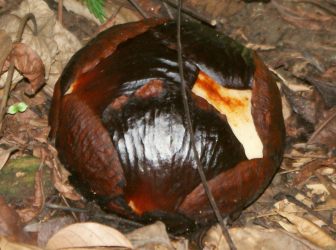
[46,222,133,249]
[278,211,336,249]
[203,225,321,250]
[293,159,329,186]
[50,159,81,201]
[126,221,173,249]
[32,145,81,201]
[245,43,276,51]
[308,107,336,150]
[132,0,166,18]
[24,216,75,247]
[0,30,12,76]
[0,196,32,243]
[0,236,43,250]
[185,0,244,19]
[0,146,18,171]
[16,169,44,223]
[4,42,45,95]
[0,0,81,96]
[273,0,335,32]
[306,76,336,108]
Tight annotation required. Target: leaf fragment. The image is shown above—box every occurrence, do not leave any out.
[46,222,133,249]
[278,211,336,249]
[7,102,28,115]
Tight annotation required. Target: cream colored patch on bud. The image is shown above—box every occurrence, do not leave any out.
[128,200,141,215]
[64,85,74,95]
[192,72,263,159]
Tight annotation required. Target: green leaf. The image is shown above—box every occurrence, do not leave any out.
[83,0,106,23]
[7,102,28,115]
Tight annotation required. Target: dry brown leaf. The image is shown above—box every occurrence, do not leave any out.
[278,211,336,249]
[0,196,32,243]
[203,225,321,250]
[126,221,174,250]
[0,30,12,76]
[0,236,42,250]
[50,159,81,201]
[5,42,45,95]
[46,222,133,250]
[185,0,244,19]
[274,198,307,213]
[24,216,75,247]
[0,146,18,171]
[33,144,81,201]
[293,159,328,186]
[16,169,44,223]
[0,0,81,96]
[273,0,336,32]
[306,77,336,108]
[308,107,336,150]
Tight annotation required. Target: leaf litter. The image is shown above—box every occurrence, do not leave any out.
[0,0,336,249]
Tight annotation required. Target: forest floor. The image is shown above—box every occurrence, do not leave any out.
[0,0,335,249]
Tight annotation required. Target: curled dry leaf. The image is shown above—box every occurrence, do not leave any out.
[0,236,43,250]
[0,146,18,171]
[0,0,81,96]
[0,30,12,75]
[273,0,336,32]
[33,145,81,201]
[16,169,44,223]
[126,221,173,249]
[50,159,81,201]
[278,211,336,249]
[0,196,31,243]
[4,42,45,95]
[46,222,133,250]
[24,216,75,247]
[308,107,336,150]
[203,225,321,250]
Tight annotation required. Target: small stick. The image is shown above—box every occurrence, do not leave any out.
[308,110,336,144]
[176,1,236,249]
[128,0,149,18]
[45,203,143,227]
[0,13,37,133]
[45,203,88,213]
[162,1,174,19]
[58,0,63,25]
[93,213,143,228]
[164,0,217,26]
[61,195,79,221]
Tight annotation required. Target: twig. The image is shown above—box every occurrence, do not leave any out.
[275,192,336,233]
[61,195,79,221]
[45,202,143,227]
[128,0,148,18]
[58,0,63,25]
[93,213,143,228]
[45,203,89,213]
[308,110,336,144]
[164,0,216,26]
[176,1,235,249]
[0,13,37,133]
[162,1,174,19]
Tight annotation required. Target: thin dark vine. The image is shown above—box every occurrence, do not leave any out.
[176,1,236,249]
